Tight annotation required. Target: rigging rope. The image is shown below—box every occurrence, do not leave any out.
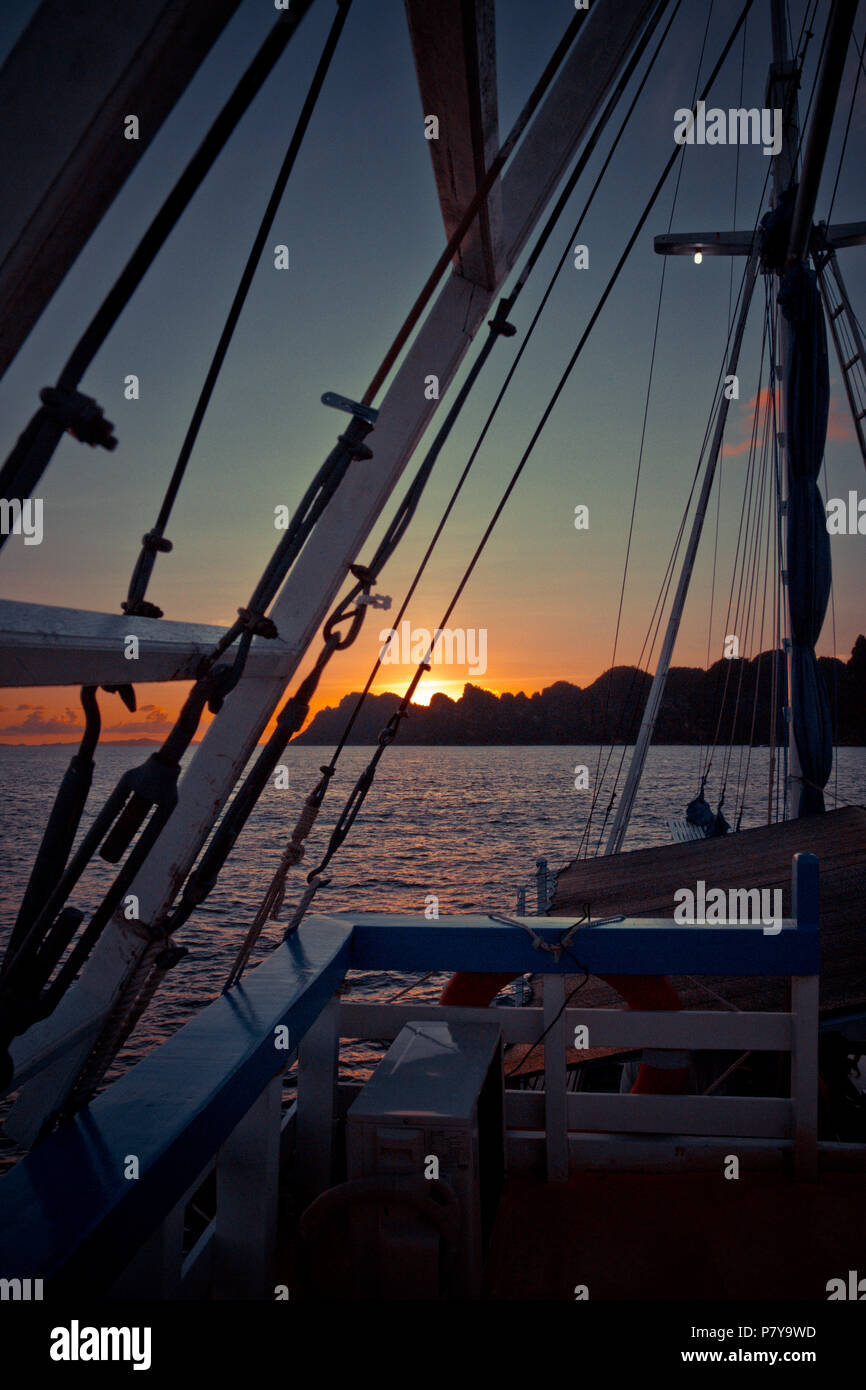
[0,5,346,1051]
[271,0,759,936]
[358,3,592,408]
[581,0,822,852]
[45,0,664,1097]
[15,0,629,1109]
[585,0,716,854]
[218,0,682,989]
[0,1,317,546]
[320,0,681,771]
[122,0,353,618]
[0,0,597,1084]
[702,298,770,790]
[824,26,865,227]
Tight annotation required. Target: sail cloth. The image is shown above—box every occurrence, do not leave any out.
[778,262,833,816]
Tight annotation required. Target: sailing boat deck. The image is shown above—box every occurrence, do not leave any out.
[553,805,866,1016]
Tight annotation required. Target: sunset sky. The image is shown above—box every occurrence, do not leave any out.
[0,0,864,744]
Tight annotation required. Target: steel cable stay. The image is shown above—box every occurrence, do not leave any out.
[254,0,761,940]
[820,450,842,812]
[581,167,796,850]
[711,270,790,813]
[733,414,777,829]
[762,287,787,822]
[824,25,866,228]
[594,0,839,845]
[718,336,771,798]
[716,319,783,829]
[594,251,765,853]
[323,0,682,776]
[580,241,761,859]
[699,301,772,810]
[700,8,749,791]
[724,365,775,824]
[0,0,318,539]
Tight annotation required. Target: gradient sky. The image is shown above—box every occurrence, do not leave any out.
[0,0,864,743]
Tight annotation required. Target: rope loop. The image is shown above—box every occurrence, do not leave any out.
[323,588,367,649]
[237,606,279,639]
[337,431,373,461]
[142,530,173,554]
[121,598,163,619]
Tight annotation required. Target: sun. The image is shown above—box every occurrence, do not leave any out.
[376,678,469,706]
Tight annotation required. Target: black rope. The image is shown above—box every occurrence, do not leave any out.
[0,686,101,976]
[0,2,316,547]
[122,0,352,618]
[505,931,591,1080]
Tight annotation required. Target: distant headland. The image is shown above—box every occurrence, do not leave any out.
[293,638,866,746]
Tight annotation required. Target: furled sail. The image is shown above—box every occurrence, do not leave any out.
[778,259,832,815]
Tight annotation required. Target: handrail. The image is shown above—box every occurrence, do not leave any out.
[0,854,820,1295]
[0,917,351,1294]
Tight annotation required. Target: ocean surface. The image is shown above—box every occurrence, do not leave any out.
[1,743,864,1110]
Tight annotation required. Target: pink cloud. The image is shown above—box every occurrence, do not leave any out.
[0,708,80,735]
[0,701,175,740]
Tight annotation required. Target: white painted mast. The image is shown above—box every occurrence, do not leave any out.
[604,254,759,855]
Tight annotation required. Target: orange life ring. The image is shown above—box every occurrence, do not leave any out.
[439,971,689,1094]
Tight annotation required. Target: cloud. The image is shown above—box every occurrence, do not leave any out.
[102,702,175,738]
[722,387,773,458]
[721,384,855,457]
[0,708,80,735]
[827,392,854,442]
[0,701,176,739]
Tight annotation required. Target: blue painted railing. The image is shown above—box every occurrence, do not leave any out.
[0,854,821,1297]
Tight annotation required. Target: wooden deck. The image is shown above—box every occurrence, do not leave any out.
[551,805,866,1017]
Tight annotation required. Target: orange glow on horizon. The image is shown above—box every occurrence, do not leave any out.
[376,678,500,706]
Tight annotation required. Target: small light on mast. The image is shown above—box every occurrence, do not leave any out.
[694,251,703,265]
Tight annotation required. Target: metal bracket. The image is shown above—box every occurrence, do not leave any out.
[356,593,391,610]
[321,392,378,426]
